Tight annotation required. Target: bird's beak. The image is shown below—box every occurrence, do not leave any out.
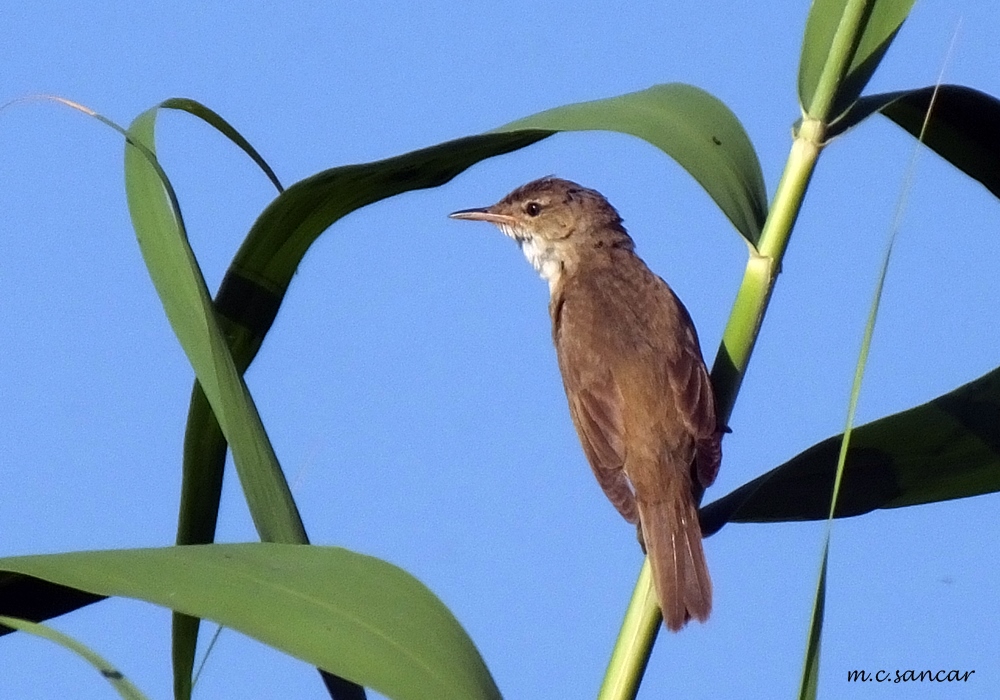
[448,207,517,226]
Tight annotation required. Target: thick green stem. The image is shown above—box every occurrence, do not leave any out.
[597,118,826,700]
[596,561,659,700]
[714,119,824,423]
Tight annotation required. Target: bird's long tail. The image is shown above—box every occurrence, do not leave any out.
[637,479,712,632]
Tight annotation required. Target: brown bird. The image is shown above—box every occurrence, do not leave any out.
[450,177,722,631]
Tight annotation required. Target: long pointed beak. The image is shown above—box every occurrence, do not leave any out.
[448,207,517,226]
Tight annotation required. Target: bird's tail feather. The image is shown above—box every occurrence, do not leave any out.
[638,481,712,632]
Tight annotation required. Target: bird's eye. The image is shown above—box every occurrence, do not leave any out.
[525,202,542,217]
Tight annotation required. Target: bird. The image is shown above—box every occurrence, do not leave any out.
[450,177,722,631]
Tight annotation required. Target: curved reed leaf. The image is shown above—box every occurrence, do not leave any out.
[498,84,767,245]
[124,109,307,545]
[0,545,500,700]
[798,0,916,122]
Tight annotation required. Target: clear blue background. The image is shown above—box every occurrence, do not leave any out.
[3,2,998,698]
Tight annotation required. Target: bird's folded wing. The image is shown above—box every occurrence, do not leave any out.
[566,378,638,523]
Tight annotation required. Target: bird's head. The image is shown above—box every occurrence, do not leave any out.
[450,177,633,290]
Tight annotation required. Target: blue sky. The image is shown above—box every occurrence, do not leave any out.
[3,2,999,698]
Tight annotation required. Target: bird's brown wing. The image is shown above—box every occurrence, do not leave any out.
[553,288,637,523]
[564,379,638,523]
[662,294,721,490]
[668,343,721,489]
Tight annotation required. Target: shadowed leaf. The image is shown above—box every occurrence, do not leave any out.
[829,85,1000,200]
[701,365,1000,534]
[0,574,104,633]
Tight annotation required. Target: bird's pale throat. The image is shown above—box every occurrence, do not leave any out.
[499,224,564,292]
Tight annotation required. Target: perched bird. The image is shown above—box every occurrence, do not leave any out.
[450,177,722,631]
